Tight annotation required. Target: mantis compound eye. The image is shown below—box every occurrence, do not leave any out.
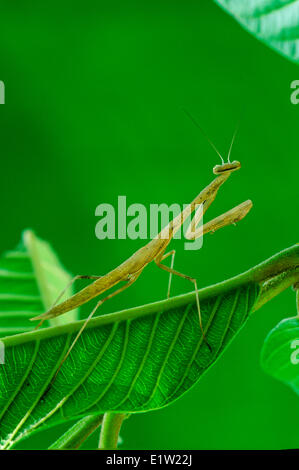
[213,160,241,175]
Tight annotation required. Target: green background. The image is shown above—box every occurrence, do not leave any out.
[0,0,298,450]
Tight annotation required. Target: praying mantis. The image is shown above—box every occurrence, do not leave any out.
[31,113,253,369]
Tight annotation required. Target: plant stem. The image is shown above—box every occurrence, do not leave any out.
[98,412,126,450]
[253,267,299,312]
[49,414,103,450]
[294,282,299,316]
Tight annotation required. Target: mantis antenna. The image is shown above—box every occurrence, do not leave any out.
[227,120,240,163]
[182,107,225,165]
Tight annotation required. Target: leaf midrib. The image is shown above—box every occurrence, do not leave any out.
[0,277,254,347]
[1,243,298,348]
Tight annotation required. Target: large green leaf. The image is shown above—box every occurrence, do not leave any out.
[0,230,78,336]
[215,0,299,64]
[261,317,299,393]
[0,235,298,449]
[0,282,258,450]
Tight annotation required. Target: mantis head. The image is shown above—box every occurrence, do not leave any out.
[213,160,241,175]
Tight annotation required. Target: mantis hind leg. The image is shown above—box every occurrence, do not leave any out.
[34,274,103,330]
[51,270,143,383]
[154,252,211,352]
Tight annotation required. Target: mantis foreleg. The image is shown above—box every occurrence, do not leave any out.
[155,198,253,349]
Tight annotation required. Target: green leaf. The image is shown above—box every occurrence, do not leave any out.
[0,236,298,450]
[0,230,78,336]
[215,0,299,64]
[261,317,299,393]
[0,279,259,449]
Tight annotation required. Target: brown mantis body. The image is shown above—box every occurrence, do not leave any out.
[31,117,253,372]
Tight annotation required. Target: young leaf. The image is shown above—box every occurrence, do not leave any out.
[215,0,299,64]
[0,230,78,336]
[261,316,299,393]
